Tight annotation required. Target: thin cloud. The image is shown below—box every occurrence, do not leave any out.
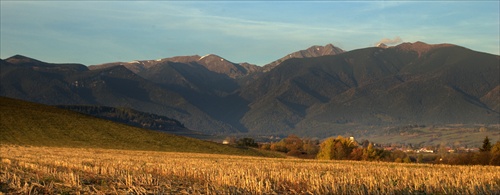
[375,37,403,46]
[1,1,498,65]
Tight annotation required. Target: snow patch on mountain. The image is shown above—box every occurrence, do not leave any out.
[199,54,213,61]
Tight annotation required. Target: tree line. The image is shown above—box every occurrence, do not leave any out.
[438,136,500,165]
[231,135,500,166]
[58,105,186,131]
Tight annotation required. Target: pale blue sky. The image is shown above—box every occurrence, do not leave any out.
[1,1,499,66]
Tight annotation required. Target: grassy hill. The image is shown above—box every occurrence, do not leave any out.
[0,97,282,157]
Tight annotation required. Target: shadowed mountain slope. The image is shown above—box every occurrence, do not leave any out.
[1,42,498,138]
[240,42,499,136]
[1,56,238,133]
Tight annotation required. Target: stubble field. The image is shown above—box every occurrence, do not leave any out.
[1,145,499,194]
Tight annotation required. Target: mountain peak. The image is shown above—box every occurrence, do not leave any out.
[325,43,335,47]
[5,54,45,65]
[198,54,225,62]
[263,43,344,72]
[198,54,212,61]
[304,44,344,56]
[395,41,455,56]
[7,54,31,60]
[376,43,388,48]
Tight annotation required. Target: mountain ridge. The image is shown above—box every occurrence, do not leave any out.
[1,57,240,133]
[238,42,499,135]
[89,54,262,80]
[262,43,345,72]
[1,41,498,138]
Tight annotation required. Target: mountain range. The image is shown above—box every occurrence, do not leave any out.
[1,42,499,138]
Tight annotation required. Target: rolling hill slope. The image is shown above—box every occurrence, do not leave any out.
[0,97,280,157]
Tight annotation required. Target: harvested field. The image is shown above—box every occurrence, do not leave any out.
[1,145,499,194]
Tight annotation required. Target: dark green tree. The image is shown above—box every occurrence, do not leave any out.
[236,138,258,148]
[480,136,492,152]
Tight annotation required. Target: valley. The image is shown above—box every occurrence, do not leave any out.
[2,2,499,194]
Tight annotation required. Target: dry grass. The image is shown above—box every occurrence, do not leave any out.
[1,145,499,194]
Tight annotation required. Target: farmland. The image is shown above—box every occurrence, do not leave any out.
[1,145,499,194]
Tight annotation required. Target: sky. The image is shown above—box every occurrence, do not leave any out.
[1,1,499,66]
